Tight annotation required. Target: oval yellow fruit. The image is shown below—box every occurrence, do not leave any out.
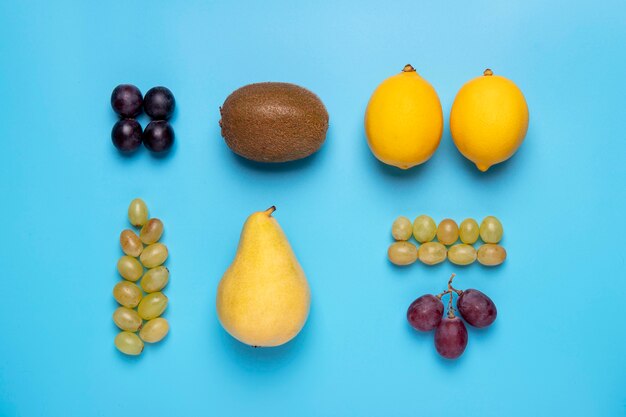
[450,69,529,171]
[365,65,443,169]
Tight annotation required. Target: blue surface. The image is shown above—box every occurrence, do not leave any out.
[1,1,625,416]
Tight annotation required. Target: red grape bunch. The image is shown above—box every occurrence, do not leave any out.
[406,274,497,359]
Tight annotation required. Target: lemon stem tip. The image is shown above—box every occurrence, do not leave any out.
[483,68,493,76]
[402,64,416,73]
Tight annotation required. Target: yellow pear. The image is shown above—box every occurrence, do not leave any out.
[216,206,311,347]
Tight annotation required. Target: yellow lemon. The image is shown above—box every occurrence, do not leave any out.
[450,69,529,171]
[365,65,443,169]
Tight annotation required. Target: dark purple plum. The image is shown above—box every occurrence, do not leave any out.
[111,84,143,118]
[457,289,497,328]
[434,317,468,359]
[144,86,175,120]
[111,119,143,152]
[407,294,444,332]
[143,120,174,153]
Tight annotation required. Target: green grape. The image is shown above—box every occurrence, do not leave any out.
[140,218,164,244]
[448,244,477,265]
[477,244,507,266]
[140,243,168,268]
[387,241,418,266]
[128,198,148,227]
[120,229,143,257]
[137,292,168,320]
[480,216,503,243]
[140,318,170,343]
[114,331,144,355]
[391,216,413,241]
[117,256,143,281]
[113,281,143,308]
[418,242,447,265]
[141,266,170,293]
[112,306,143,332]
[436,219,459,245]
[459,218,480,244]
[413,215,437,243]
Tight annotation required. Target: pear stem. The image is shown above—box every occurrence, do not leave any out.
[265,206,276,216]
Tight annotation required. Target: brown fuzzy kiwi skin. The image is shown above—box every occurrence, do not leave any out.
[219,82,329,163]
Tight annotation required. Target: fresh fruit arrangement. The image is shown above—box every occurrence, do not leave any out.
[450,69,529,171]
[365,65,443,169]
[407,274,497,359]
[113,198,170,356]
[216,206,310,347]
[110,85,176,154]
[219,83,329,163]
[104,65,528,364]
[388,215,506,266]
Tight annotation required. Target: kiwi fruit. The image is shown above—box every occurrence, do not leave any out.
[219,82,329,163]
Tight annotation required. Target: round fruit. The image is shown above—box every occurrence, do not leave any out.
[116,255,143,281]
[143,86,175,120]
[450,69,529,171]
[447,244,477,265]
[137,292,168,320]
[140,266,170,293]
[418,242,447,265]
[434,317,468,359]
[140,243,168,268]
[436,219,459,245]
[365,65,443,169]
[143,121,174,153]
[140,218,164,244]
[120,229,143,257]
[413,215,437,243]
[459,218,480,244]
[112,307,143,332]
[111,119,142,152]
[477,244,507,266]
[387,241,418,266]
[128,198,148,227]
[407,295,444,331]
[139,318,169,343]
[480,216,503,243]
[114,331,144,355]
[391,216,412,241]
[220,82,329,163]
[457,289,497,328]
[113,281,142,308]
[111,84,143,118]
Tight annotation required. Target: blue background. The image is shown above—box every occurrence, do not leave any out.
[1,0,625,416]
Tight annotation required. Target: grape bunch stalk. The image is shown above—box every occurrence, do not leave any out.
[406,274,497,360]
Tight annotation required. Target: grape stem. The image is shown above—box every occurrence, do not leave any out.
[447,273,463,296]
[447,291,455,318]
[440,274,463,318]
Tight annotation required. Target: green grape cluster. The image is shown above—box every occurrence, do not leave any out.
[388,215,506,267]
[113,198,170,356]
